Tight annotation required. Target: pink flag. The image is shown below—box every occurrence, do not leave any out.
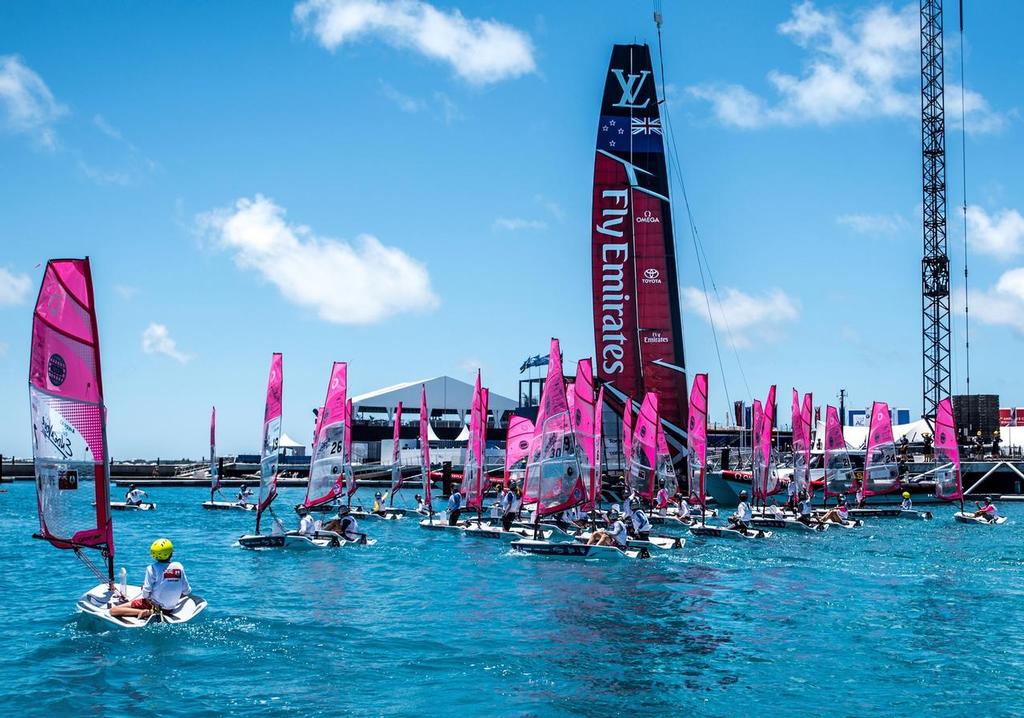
[256,352,283,532]
[823,405,854,498]
[863,401,900,497]
[390,401,403,498]
[933,397,963,502]
[523,338,587,516]
[305,362,348,508]
[687,374,709,505]
[420,384,432,511]
[504,416,534,489]
[29,258,113,556]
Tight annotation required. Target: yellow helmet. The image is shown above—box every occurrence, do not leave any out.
[150,538,174,561]
[902,492,911,499]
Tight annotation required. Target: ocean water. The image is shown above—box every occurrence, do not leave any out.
[1,481,1022,717]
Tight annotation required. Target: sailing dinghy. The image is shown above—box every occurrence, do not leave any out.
[30,258,206,626]
[418,384,462,533]
[203,406,253,511]
[511,339,644,559]
[811,405,863,529]
[382,401,407,518]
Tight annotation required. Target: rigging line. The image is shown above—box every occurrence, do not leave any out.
[652,2,732,413]
[958,0,971,399]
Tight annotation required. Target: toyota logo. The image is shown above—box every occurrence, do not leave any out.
[644,268,660,280]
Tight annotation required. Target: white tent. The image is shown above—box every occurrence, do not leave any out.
[813,418,934,450]
[351,375,517,426]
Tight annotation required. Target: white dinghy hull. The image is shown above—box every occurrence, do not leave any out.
[202,501,255,512]
[77,583,208,628]
[510,539,642,560]
[110,502,156,511]
[953,512,1008,525]
[688,524,772,540]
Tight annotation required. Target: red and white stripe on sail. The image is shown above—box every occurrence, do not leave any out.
[863,401,900,497]
[29,258,113,562]
[419,384,432,512]
[256,352,283,533]
[823,405,854,498]
[305,362,348,508]
[687,373,709,506]
[933,397,963,504]
[523,338,587,516]
[390,401,403,501]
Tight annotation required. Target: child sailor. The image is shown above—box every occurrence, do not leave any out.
[110,539,192,620]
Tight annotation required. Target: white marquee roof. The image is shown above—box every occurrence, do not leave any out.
[351,375,517,420]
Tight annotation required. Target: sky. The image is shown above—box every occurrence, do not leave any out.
[2,0,1024,458]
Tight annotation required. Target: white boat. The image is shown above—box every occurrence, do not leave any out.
[748,516,828,533]
[510,538,643,560]
[953,512,1008,525]
[202,501,255,512]
[238,529,374,549]
[78,583,208,628]
[575,531,685,552]
[110,501,157,511]
[688,523,772,540]
[846,507,933,520]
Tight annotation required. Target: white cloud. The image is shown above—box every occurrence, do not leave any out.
[114,285,140,300]
[681,286,800,347]
[0,267,32,306]
[93,114,124,142]
[378,81,425,113]
[198,194,439,324]
[458,357,481,374]
[141,323,193,363]
[965,205,1024,260]
[960,268,1024,334]
[689,2,1004,133]
[535,194,565,222]
[0,55,66,148]
[294,0,536,84]
[492,217,547,231]
[78,160,132,187]
[836,212,909,235]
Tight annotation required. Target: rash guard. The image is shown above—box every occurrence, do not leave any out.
[142,560,191,610]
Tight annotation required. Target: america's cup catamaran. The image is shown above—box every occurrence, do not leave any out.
[30,258,206,626]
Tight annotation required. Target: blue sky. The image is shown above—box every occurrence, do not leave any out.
[2,0,1024,457]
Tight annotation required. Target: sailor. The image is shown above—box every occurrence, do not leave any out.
[786,477,799,510]
[587,509,628,548]
[297,510,317,537]
[972,497,1000,523]
[110,538,192,620]
[655,482,672,515]
[630,505,652,541]
[446,489,464,526]
[236,483,254,505]
[124,483,147,507]
[414,494,427,513]
[729,490,753,534]
[677,495,692,521]
[324,506,361,540]
[372,491,386,515]
[499,485,516,531]
[622,490,639,521]
[900,491,913,511]
[819,495,850,525]
[796,491,814,525]
[855,483,866,508]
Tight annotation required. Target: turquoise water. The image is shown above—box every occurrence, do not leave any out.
[1,481,1022,717]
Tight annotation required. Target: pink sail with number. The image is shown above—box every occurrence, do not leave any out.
[523,338,586,516]
[933,397,963,503]
[751,399,767,501]
[863,401,900,497]
[256,353,283,533]
[823,405,854,497]
[29,258,114,567]
[305,362,348,508]
[688,373,709,506]
[573,360,596,504]
[461,371,485,510]
[344,398,356,498]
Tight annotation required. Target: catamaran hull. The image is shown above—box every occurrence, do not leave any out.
[954,512,1008,525]
[202,501,254,512]
[110,502,156,511]
[510,539,642,560]
[77,583,208,628]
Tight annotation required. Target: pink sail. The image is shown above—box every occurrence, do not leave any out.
[687,373,709,505]
[504,415,534,488]
[481,387,490,496]
[801,392,812,495]
[591,386,605,507]
[461,371,485,509]
[390,401,403,498]
[523,338,587,516]
[573,359,596,503]
[791,389,811,495]
[305,362,348,508]
[344,398,356,497]
[622,398,634,489]
[863,400,900,497]
[933,397,963,502]
[655,414,679,497]
[763,385,780,496]
[29,258,113,561]
[629,392,659,500]
[419,384,432,512]
[823,405,854,497]
[210,405,220,497]
[255,352,283,532]
[751,399,767,501]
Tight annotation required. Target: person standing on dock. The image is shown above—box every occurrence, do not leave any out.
[446,489,463,526]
